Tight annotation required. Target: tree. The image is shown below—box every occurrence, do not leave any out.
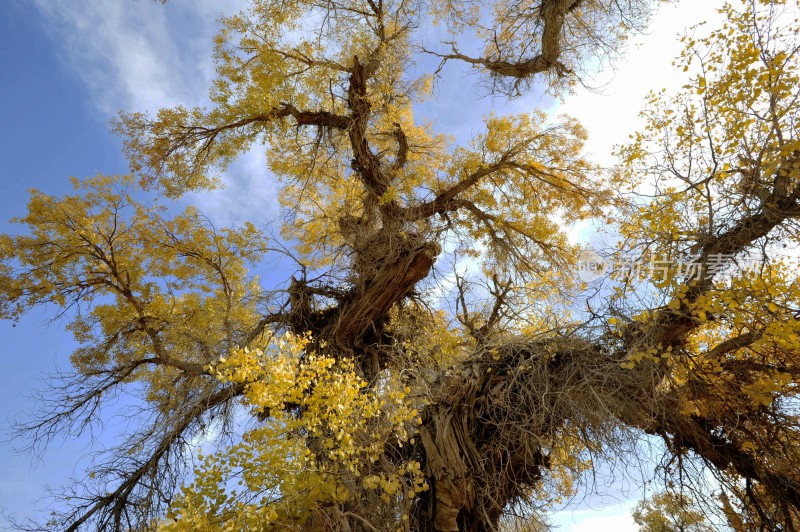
[2,0,800,530]
[633,484,800,532]
[632,492,712,532]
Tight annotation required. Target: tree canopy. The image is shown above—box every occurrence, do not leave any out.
[2,0,800,530]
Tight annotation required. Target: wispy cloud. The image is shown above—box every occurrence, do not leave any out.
[30,1,234,114]
[29,0,277,226]
[185,147,282,226]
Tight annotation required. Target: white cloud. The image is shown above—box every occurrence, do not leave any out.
[30,0,272,226]
[552,499,640,531]
[559,0,722,246]
[185,146,282,226]
[31,1,225,114]
[556,0,721,168]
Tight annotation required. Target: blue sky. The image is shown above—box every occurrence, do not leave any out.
[0,3,121,524]
[0,0,724,528]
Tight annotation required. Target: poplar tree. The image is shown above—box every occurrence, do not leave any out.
[2,0,800,530]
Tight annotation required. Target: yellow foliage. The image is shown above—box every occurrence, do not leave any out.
[163,333,426,529]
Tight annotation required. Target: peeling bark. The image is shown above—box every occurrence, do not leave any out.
[334,241,439,349]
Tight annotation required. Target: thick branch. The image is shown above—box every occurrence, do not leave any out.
[333,241,439,348]
[273,103,351,129]
[401,160,512,222]
[650,180,800,347]
[429,0,582,80]
[706,330,764,360]
[346,56,400,217]
[391,122,408,172]
[647,409,800,513]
